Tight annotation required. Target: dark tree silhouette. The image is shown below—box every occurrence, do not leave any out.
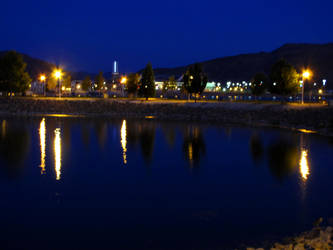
[0,51,31,94]
[139,63,155,100]
[183,63,208,102]
[126,73,140,96]
[95,71,104,92]
[82,76,91,91]
[269,59,299,96]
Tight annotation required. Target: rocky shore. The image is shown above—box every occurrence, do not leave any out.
[0,97,333,136]
[247,225,333,250]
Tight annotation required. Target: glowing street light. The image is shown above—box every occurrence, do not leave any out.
[121,76,127,84]
[54,69,62,98]
[301,70,311,104]
[40,74,46,96]
[54,70,61,79]
[303,71,310,79]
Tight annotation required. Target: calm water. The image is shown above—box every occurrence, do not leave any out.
[0,116,333,250]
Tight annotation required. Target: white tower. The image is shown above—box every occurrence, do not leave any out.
[113,61,119,75]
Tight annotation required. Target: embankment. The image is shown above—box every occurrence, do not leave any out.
[0,98,332,136]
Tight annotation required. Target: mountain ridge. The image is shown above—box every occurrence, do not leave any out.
[1,43,332,88]
[153,43,333,88]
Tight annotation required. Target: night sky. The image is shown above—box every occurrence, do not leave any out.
[1,0,333,73]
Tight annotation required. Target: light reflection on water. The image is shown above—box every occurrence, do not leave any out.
[54,128,61,181]
[1,120,6,137]
[121,120,127,164]
[39,118,46,174]
[0,117,332,250]
[300,150,310,181]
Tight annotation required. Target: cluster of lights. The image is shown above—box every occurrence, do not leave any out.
[212,81,251,93]
[35,67,327,100]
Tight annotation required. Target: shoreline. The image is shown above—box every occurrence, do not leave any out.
[0,97,332,137]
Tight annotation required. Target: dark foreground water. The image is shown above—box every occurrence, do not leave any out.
[0,116,333,250]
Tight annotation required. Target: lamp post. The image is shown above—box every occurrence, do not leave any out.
[40,75,46,96]
[121,76,127,97]
[54,70,62,98]
[302,70,311,104]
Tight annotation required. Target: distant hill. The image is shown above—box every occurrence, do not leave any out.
[0,51,97,80]
[153,43,333,88]
[1,43,333,88]
[0,51,56,79]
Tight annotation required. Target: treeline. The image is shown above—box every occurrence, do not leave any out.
[0,50,309,100]
[251,59,300,97]
[126,62,208,102]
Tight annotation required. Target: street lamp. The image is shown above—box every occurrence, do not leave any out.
[40,75,46,96]
[54,69,62,98]
[302,70,311,104]
[120,76,127,97]
[121,77,127,84]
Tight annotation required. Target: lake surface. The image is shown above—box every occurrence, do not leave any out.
[0,116,333,250]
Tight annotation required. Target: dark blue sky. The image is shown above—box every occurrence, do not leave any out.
[1,0,333,73]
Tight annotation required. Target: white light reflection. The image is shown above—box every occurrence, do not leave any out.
[54,128,62,180]
[121,120,127,164]
[300,150,310,181]
[39,118,46,174]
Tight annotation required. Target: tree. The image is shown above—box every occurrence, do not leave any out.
[0,51,31,95]
[251,72,269,97]
[62,72,72,89]
[126,73,139,96]
[95,71,104,92]
[162,75,177,93]
[269,59,300,96]
[46,74,57,90]
[183,63,208,102]
[82,76,91,91]
[138,63,155,100]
